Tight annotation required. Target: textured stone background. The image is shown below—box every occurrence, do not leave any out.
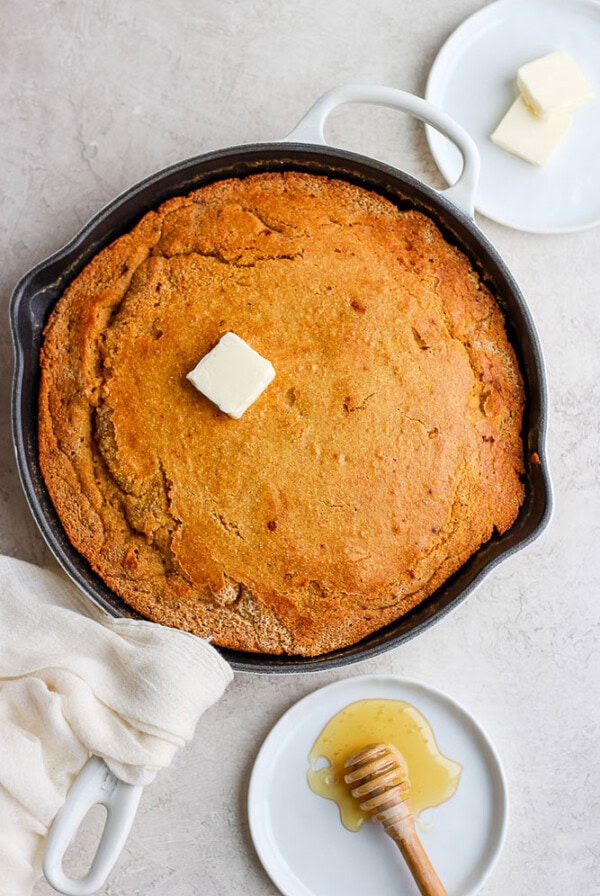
[1,1,598,894]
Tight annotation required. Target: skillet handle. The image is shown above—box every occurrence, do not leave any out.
[283,84,479,219]
[43,756,143,896]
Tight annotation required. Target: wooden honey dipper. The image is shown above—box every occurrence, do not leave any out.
[344,743,447,896]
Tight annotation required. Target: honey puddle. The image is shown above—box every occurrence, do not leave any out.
[307,699,461,831]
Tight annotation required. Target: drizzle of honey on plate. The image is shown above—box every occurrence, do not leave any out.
[307,698,462,831]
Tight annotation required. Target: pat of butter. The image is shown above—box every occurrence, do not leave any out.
[490,95,571,166]
[517,51,594,117]
[187,332,275,418]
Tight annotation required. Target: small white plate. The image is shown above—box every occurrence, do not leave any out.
[425,0,600,233]
[248,676,508,896]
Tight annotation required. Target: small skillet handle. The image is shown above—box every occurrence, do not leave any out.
[43,756,143,896]
[283,84,480,219]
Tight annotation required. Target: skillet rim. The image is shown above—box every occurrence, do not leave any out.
[9,141,553,673]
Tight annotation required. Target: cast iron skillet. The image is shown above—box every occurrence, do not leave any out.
[10,86,552,677]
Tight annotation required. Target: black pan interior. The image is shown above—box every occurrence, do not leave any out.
[10,143,552,672]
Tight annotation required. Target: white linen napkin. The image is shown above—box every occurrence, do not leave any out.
[0,554,233,896]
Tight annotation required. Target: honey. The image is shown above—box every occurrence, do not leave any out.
[307,698,461,831]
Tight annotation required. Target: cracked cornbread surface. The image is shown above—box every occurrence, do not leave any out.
[38,171,525,656]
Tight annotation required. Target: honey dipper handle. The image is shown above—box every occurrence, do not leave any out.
[385,816,447,896]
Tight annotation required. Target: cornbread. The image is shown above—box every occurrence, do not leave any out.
[38,171,525,656]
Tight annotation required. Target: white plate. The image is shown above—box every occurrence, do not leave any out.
[425,0,600,233]
[248,676,508,896]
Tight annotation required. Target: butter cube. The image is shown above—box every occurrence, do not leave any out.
[490,95,571,166]
[517,51,594,117]
[187,332,275,418]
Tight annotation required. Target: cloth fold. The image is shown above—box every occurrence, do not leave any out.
[0,555,233,895]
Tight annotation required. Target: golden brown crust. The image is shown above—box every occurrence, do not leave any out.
[38,172,525,655]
